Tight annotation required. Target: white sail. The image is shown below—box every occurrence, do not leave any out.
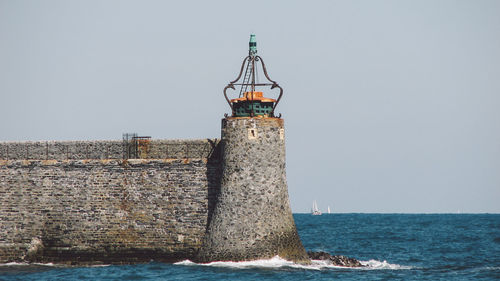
[311,200,322,215]
[327,206,331,214]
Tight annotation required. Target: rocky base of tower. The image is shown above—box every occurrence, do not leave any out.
[308,251,364,267]
[196,224,309,264]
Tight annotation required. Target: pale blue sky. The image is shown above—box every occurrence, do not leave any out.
[1,0,499,213]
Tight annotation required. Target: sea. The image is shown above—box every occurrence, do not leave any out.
[1,214,499,280]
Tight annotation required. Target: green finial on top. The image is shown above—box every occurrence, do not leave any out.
[249,34,257,57]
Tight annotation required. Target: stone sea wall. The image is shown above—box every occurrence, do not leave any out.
[0,139,221,264]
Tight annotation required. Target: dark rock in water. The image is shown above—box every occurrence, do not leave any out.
[307,251,364,267]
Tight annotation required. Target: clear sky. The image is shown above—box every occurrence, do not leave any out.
[1,0,499,213]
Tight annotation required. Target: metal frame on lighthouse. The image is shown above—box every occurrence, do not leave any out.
[223,34,283,118]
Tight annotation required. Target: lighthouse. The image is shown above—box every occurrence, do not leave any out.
[196,35,309,263]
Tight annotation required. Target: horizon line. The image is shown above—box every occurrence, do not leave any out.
[292,212,500,215]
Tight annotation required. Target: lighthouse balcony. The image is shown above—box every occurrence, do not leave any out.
[230,92,276,117]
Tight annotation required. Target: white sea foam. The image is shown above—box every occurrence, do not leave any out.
[475,266,500,271]
[87,264,111,267]
[175,256,313,269]
[33,262,57,267]
[175,256,412,270]
[0,262,57,267]
[0,262,109,268]
[360,259,413,270]
[0,262,30,267]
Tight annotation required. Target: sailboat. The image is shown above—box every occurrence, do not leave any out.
[311,200,322,215]
[327,206,331,214]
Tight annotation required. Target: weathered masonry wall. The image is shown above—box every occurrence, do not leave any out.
[0,139,221,264]
[0,139,219,160]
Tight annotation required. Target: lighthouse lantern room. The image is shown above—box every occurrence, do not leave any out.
[224,35,283,118]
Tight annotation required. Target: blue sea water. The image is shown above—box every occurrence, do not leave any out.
[1,214,499,280]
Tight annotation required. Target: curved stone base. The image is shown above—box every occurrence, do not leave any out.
[196,117,309,263]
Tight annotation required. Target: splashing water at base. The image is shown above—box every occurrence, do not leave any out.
[360,259,414,270]
[174,256,411,271]
[0,262,57,267]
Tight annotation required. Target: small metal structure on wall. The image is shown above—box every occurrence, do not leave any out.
[135,136,152,158]
[122,133,137,159]
[122,133,151,159]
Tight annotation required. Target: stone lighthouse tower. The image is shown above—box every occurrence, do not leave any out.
[197,35,309,263]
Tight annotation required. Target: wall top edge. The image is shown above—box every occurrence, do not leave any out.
[0,138,220,144]
[0,158,211,166]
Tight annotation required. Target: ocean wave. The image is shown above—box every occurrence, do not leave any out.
[32,262,57,267]
[475,266,500,271]
[0,262,57,267]
[0,262,30,267]
[0,262,110,268]
[175,256,412,270]
[360,259,413,270]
